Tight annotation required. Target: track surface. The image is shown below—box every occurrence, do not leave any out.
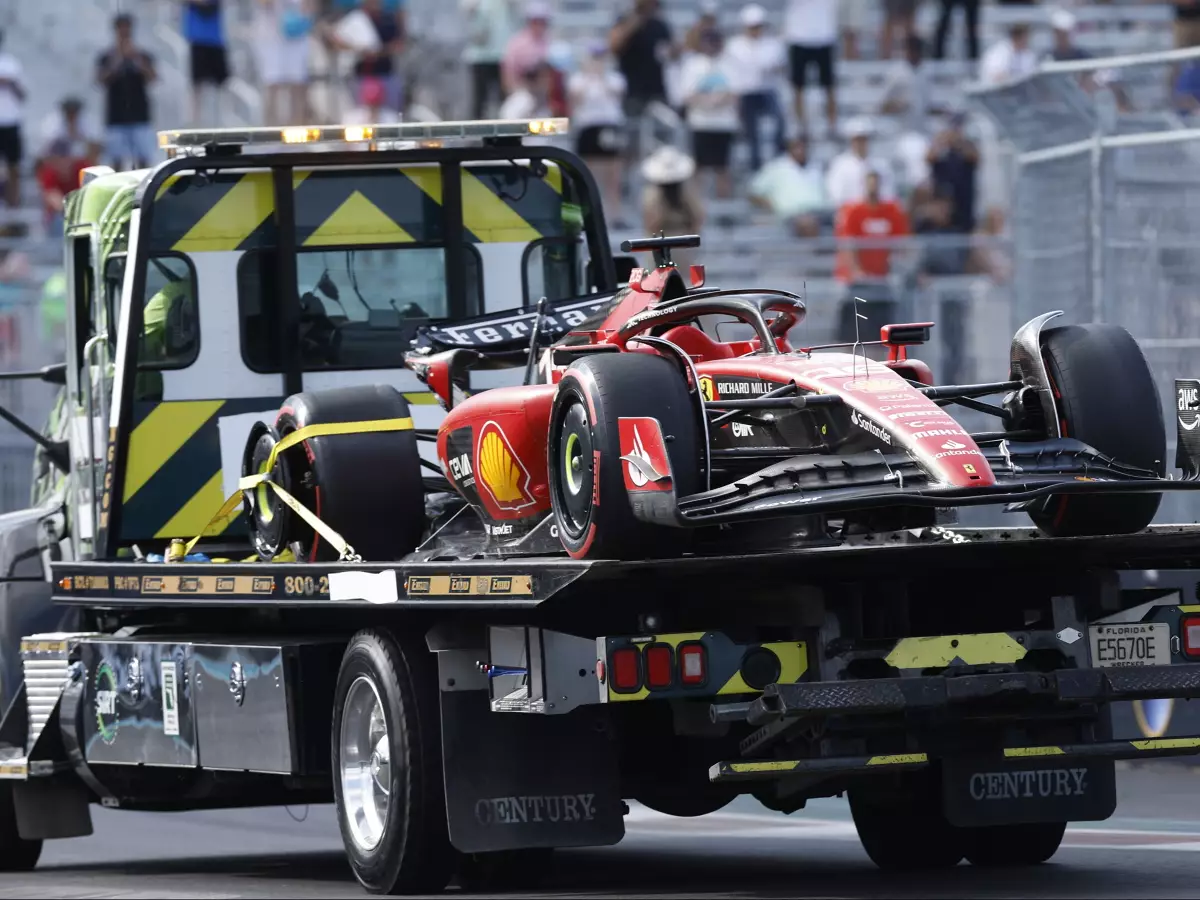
[3,763,1200,898]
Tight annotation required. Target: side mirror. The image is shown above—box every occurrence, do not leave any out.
[613,255,638,285]
[39,363,68,385]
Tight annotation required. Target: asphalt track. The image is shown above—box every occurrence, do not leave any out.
[3,762,1200,899]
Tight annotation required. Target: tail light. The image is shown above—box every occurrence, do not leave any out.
[1182,616,1200,658]
[678,642,707,687]
[610,647,642,692]
[645,644,673,689]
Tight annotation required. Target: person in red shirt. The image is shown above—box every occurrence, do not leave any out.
[835,169,910,284]
[37,139,87,234]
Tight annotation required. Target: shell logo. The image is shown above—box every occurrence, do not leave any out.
[476,421,536,511]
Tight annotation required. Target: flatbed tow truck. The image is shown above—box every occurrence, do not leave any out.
[1,119,1200,892]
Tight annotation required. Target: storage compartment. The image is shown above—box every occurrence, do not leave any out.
[80,640,196,767]
[192,644,295,774]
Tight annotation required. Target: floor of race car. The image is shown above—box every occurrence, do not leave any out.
[6,762,1200,898]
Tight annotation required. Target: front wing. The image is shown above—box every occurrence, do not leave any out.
[630,438,1200,528]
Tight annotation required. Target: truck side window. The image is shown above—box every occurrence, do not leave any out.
[139,255,200,370]
[523,237,584,307]
[237,245,483,373]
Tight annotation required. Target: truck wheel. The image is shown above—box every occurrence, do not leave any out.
[253,385,425,561]
[457,848,553,892]
[0,786,41,871]
[1030,324,1165,537]
[849,780,964,871]
[962,821,1066,867]
[333,629,454,895]
[548,353,699,560]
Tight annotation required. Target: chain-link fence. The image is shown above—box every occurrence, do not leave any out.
[970,45,1200,525]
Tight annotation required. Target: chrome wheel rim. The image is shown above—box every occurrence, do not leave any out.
[340,676,391,852]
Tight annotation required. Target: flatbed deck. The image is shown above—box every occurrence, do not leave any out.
[50,524,1200,610]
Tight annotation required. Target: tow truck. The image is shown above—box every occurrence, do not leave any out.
[0,119,1199,893]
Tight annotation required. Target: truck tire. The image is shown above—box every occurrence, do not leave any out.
[0,786,41,871]
[962,821,1066,867]
[548,353,699,560]
[256,385,425,561]
[1030,323,1165,537]
[332,629,455,895]
[849,779,963,871]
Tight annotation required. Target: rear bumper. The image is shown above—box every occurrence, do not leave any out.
[636,439,1200,528]
[715,663,1200,726]
[709,737,1200,783]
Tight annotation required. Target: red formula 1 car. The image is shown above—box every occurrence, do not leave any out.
[242,235,1200,563]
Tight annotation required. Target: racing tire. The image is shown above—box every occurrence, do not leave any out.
[548,353,699,560]
[456,848,553,892]
[1029,323,1165,538]
[332,628,455,895]
[0,786,41,872]
[849,778,964,871]
[962,821,1066,867]
[263,385,425,561]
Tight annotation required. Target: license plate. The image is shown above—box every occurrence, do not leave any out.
[1088,623,1171,668]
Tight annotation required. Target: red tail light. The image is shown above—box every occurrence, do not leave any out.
[1183,616,1200,658]
[645,644,673,689]
[678,642,707,687]
[611,648,642,692]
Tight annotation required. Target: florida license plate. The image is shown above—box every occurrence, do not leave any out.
[1088,623,1171,668]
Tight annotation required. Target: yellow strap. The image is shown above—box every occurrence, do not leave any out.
[182,416,413,559]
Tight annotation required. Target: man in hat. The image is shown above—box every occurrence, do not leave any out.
[825,117,895,209]
[725,4,786,172]
[640,145,704,271]
[502,1,551,97]
[0,28,26,209]
[39,97,103,166]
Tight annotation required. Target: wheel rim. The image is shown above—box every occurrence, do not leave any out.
[553,399,594,538]
[339,676,391,853]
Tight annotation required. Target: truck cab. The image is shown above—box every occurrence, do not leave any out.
[37,118,623,563]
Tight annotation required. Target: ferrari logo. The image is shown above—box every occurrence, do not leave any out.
[699,375,716,402]
[477,422,536,511]
[963,463,977,474]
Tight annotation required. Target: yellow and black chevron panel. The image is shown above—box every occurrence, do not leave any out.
[119,398,280,541]
[600,631,808,704]
[149,164,568,254]
[884,633,1028,670]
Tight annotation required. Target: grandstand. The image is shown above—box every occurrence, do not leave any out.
[0,1,1194,515]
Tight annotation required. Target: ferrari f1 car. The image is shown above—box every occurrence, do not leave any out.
[241,235,1200,563]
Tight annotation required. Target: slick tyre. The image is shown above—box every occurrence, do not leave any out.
[548,353,699,560]
[333,628,455,895]
[266,385,425,561]
[1029,323,1165,537]
[962,821,1066,867]
[0,786,41,872]
[849,779,964,871]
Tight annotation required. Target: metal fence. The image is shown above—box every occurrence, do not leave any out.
[970,45,1200,526]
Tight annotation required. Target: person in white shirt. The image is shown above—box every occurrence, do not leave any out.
[784,0,839,137]
[979,24,1038,86]
[725,4,786,172]
[0,29,27,209]
[749,135,827,236]
[679,27,739,198]
[825,117,896,209]
[570,42,627,214]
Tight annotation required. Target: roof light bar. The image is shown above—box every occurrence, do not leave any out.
[157,118,570,153]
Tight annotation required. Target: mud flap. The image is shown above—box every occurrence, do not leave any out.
[1175,379,1200,480]
[941,756,1116,827]
[439,689,624,853]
